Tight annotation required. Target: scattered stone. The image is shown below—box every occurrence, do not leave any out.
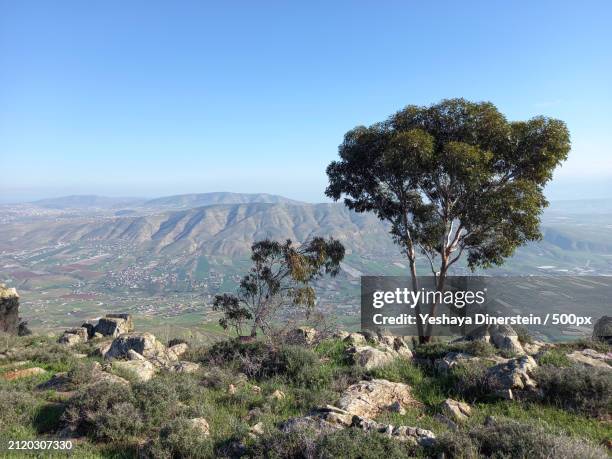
[352,416,436,447]
[93,341,113,357]
[337,379,417,418]
[251,385,262,394]
[286,326,318,345]
[2,366,46,381]
[187,417,210,436]
[522,340,547,355]
[593,316,612,344]
[434,352,480,372]
[347,345,397,370]
[228,384,237,395]
[249,422,265,438]
[486,355,538,392]
[112,359,156,382]
[440,398,471,422]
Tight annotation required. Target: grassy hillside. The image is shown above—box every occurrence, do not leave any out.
[1,325,610,458]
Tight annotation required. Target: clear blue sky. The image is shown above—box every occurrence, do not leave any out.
[1,0,611,202]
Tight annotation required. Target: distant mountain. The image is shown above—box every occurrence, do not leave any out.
[33,195,145,209]
[0,202,393,257]
[141,192,303,210]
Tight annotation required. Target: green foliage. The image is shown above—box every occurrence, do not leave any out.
[249,427,420,459]
[414,340,496,360]
[262,345,332,389]
[468,418,607,459]
[146,418,215,459]
[513,326,534,345]
[449,361,492,401]
[534,365,612,417]
[62,381,141,441]
[536,349,572,367]
[133,378,182,429]
[326,98,570,340]
[213,237,345,337]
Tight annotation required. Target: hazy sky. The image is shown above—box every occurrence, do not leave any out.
[1,1,611,203]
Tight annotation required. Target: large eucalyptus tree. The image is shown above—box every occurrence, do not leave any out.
[326,98,570,342]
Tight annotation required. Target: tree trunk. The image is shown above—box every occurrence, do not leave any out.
[423,265,448,342]
[409,259,427,345]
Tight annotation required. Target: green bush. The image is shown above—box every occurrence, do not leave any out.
[249,427,419,459]
[133,378,181,429]
[514,326,534,345]
[427,431,479,459]
[534,365,612,417]
[536,349,572,367]
[450,361,492,401]
[147,417,214,459]
[469,418,607,459]
[205,340,270,377]
[62,381,141,440]
[414,340,496,360]
[262,345,332,388]
[0,387,38,431]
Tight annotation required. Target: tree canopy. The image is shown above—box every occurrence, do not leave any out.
[326,98,570,340]
[213,237,345,338]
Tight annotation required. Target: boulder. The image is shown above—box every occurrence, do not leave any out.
[0,284,20,334]
[489,324,525,355]
[566,349,612,370]
[593,316,612,344]
[187,418,210,436]
[434,352,480,372]
[104,332,177,367]
[286,326,318,345]
[337,379,417,418]
[112,359,156,382]
[95,314,133,337]
[168,343,188,358]
[1,366,46,381]
[58,327,89,346]
[440,398,471,422]
[347,345,397,370]
[347,337,412,370]
[486,355,538,392]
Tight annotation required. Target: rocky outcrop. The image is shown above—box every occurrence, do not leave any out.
[352,416,436,447]
[485,355,538,393]
[169,361,201,374]
[593,316,612,344]
[0,284,22,335]
[104,332,178,367]
[566,349,612,370]
[337,379,418,418]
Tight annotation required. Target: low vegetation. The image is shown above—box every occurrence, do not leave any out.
[1,328,610,458]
